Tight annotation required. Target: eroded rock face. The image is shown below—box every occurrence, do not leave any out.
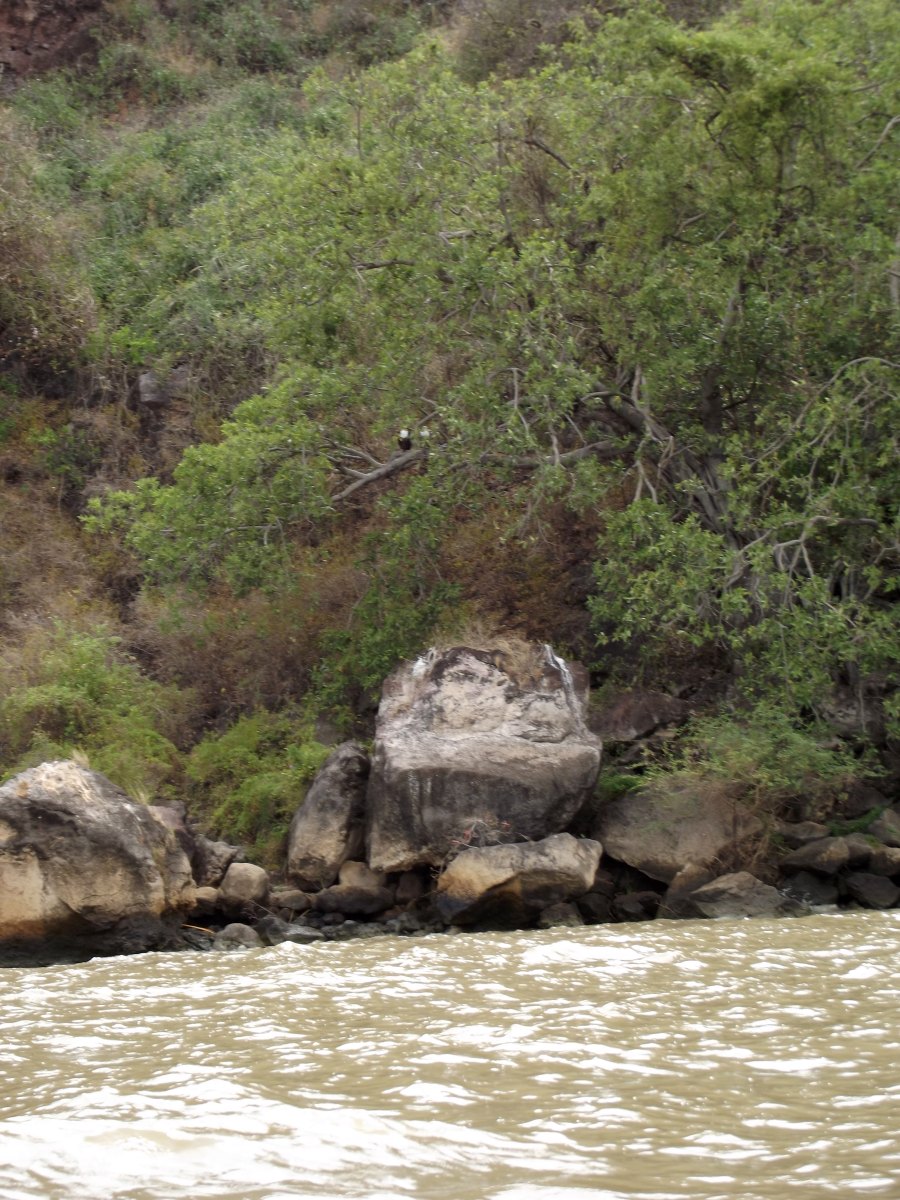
[286,743,370,890]
[367,646,602,873]
[433,833,602,927]
[594,780,762,884]
[0,761,195,964]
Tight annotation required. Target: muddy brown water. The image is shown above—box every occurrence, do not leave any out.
[0,910,898,1199]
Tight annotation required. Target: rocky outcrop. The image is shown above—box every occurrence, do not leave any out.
[367,646,602,873]
[0,761,195,964]
[594,780,762,884]
[286,742,369,889]
[433,833,602,927]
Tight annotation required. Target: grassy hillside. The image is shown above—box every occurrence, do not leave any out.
[1,0,897,864]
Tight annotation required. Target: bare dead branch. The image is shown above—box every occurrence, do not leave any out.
[331,447,425,502]
[855,115,900,169]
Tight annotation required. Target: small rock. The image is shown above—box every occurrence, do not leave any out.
[192,837,242,888]
[254,915,295,946]
[270,887,313,917]
[536,902,584,928]
[313,885,395,916]
[213,923,261,950]
[326,920,387,941]
[282,925,325,945]
[657,863,717,920]
[217,863,270,914]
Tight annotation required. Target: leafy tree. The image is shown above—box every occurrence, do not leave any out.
[84,0,897,726]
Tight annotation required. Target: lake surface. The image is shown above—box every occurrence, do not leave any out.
[1,910,898,1200]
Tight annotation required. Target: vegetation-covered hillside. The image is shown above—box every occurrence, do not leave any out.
[1,0,897,865]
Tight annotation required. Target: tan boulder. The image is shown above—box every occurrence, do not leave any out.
[594,779,761,884]
[0,761,195,963]
[434,832,602,927]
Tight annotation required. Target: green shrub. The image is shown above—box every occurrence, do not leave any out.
[186,710,330,865]
[649,704,863,821]
[0,622,193,798]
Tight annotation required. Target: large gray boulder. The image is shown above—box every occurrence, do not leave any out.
[594,780,761,884]
[0,761,195,964]
[367,645,602,873]
[434,832,602,927]
[686,872,807,919]
[286,743,370,889]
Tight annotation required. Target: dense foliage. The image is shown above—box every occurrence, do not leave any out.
[1,0,897,851]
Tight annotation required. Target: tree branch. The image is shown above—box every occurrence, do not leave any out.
[331,447,425,502]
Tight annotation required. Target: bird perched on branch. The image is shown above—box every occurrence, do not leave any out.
[397,428,413,451]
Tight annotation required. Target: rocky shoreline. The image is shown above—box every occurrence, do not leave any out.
[1,645,898,967]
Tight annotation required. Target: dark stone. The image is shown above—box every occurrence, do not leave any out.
[687,872,807,919]
[536,902,584,928]
[613,891,660,922]
[270,888,313,917]
[868,808,900,848]
[254,915,295,946]
[781,871,840,907]
[588,688,689,743]
[588,867,617,898]
[213,923,261,950]
[576,893,614,923]
[192,836,242,888]
[776,821,830,849]
[843,872,900,910]
[657,863,717,920]
[779,837,851,876]
[868,845,900,877]
[282,925,325,945]
[844,833,873,870]
[312,884,395,916]
[395,870,429,905]
[325,920,388,941]
[840,783,891,821]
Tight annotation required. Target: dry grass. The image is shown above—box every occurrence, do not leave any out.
[433,615,549,687]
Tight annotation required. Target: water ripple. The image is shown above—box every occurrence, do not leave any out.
[0,910,898,1198]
